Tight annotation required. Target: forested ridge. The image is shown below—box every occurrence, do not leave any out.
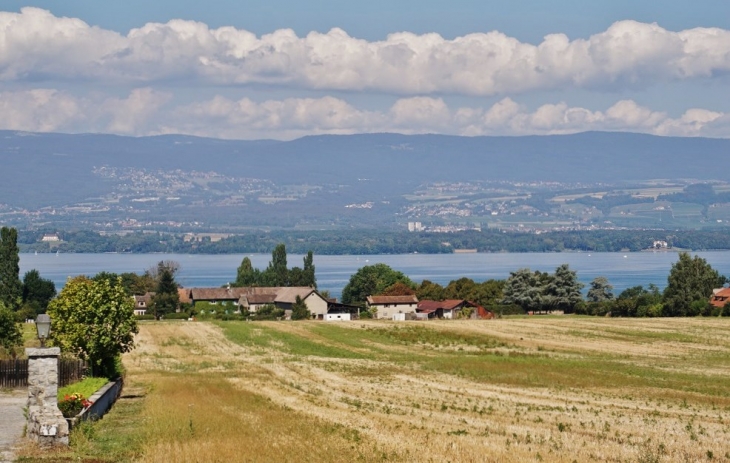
[18,228,730,254]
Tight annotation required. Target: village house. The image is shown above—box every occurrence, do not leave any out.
[416,299,495,319]
[709,287,730,310]
[366,295,418,320]
[132,293,153,316]
[185,286,330,319]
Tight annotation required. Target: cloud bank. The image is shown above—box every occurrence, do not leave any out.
[2,7,730,95]
[1,89,726,139]
[0,8,728,138]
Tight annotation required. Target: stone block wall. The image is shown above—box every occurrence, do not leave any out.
[25,348,69,447]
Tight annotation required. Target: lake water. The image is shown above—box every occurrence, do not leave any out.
[18,251,730,300]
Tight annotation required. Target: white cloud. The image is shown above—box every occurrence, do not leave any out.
[0,89,82,132]
[2,8,730,95]
[0,88,727,139]
[103,88,172,134]
[0,88,169,135]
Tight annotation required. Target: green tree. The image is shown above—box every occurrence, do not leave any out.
[610,285,662,317]
[663,253,726,317]
[380,281,416,296]
[120,272,156,295]
[151,263,180,320]
[47,276,138,377]
[542,264,584,313]
[235,257,260,287]
[472,280,505,307]
[341,264,414,305]
[0,301,22,357]
[264,244,289,287]
[586,277,614,302]
[444,277,478,301]
[0,227,22,311]
[290,295,311,320]
[502,268,543,312]
[416,280,445,301]
[21,269,57,316]
[302,251,316,288]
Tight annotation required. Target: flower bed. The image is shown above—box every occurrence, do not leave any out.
[63,378,124,429]
[58,392,93,418]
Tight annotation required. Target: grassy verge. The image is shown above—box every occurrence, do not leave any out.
[17,380,147,463]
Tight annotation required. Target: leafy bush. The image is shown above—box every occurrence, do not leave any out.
[250,304,284,321]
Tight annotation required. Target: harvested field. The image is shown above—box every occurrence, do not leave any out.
[27,317,730,462]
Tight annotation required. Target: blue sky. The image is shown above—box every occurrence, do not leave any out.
[1,1,730,139]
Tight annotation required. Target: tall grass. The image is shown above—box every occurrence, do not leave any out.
[137,373,386,463]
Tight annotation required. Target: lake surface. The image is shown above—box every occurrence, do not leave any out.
[19,251,730,300]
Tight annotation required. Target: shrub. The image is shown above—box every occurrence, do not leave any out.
[250,304,284,321]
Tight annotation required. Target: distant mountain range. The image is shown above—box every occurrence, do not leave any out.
[1,130,729,230]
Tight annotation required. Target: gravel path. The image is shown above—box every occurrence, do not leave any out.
[0,389,26,463]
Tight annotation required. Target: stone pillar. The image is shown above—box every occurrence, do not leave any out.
[26,347,69,447]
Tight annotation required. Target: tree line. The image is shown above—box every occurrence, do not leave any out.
[18,228,730,255]
[340,253,729,318]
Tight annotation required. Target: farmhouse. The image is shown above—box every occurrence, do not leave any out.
[709,287,730,309]
[132,293,153,316]
[417,299,472,319]
[366,295,418,320]
[415,299,494,319]
[185,286,329,319]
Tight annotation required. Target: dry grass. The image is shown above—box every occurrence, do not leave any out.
[19,317,730,462]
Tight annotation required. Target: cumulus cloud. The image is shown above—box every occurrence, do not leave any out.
[0,88,169,135]
[2,8,730,95]
[0,88,726,139]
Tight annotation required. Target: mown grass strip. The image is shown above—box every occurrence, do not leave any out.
[218,321,367,359]
[223,321,730,403]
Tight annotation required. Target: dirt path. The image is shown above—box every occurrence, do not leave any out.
[0,389,26,463]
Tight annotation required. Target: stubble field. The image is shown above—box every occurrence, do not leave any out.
[23,317,730,462]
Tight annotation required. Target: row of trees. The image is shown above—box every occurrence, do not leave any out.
[92,261,181,320]
[19,228,730,255]
[0,227,58,356]
[235,244,316,288]
[339,253,728,318]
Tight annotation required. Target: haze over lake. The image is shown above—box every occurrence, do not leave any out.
[19,251,730,300]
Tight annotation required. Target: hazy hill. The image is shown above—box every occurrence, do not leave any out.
[2,130,729,209]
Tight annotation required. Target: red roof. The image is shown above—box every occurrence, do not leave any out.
[417,299,471,311]
[710,287,730,308]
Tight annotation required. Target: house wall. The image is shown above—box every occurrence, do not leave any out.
[325,313,351,321]
[374,302,417,320]
[304,294,329,316]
